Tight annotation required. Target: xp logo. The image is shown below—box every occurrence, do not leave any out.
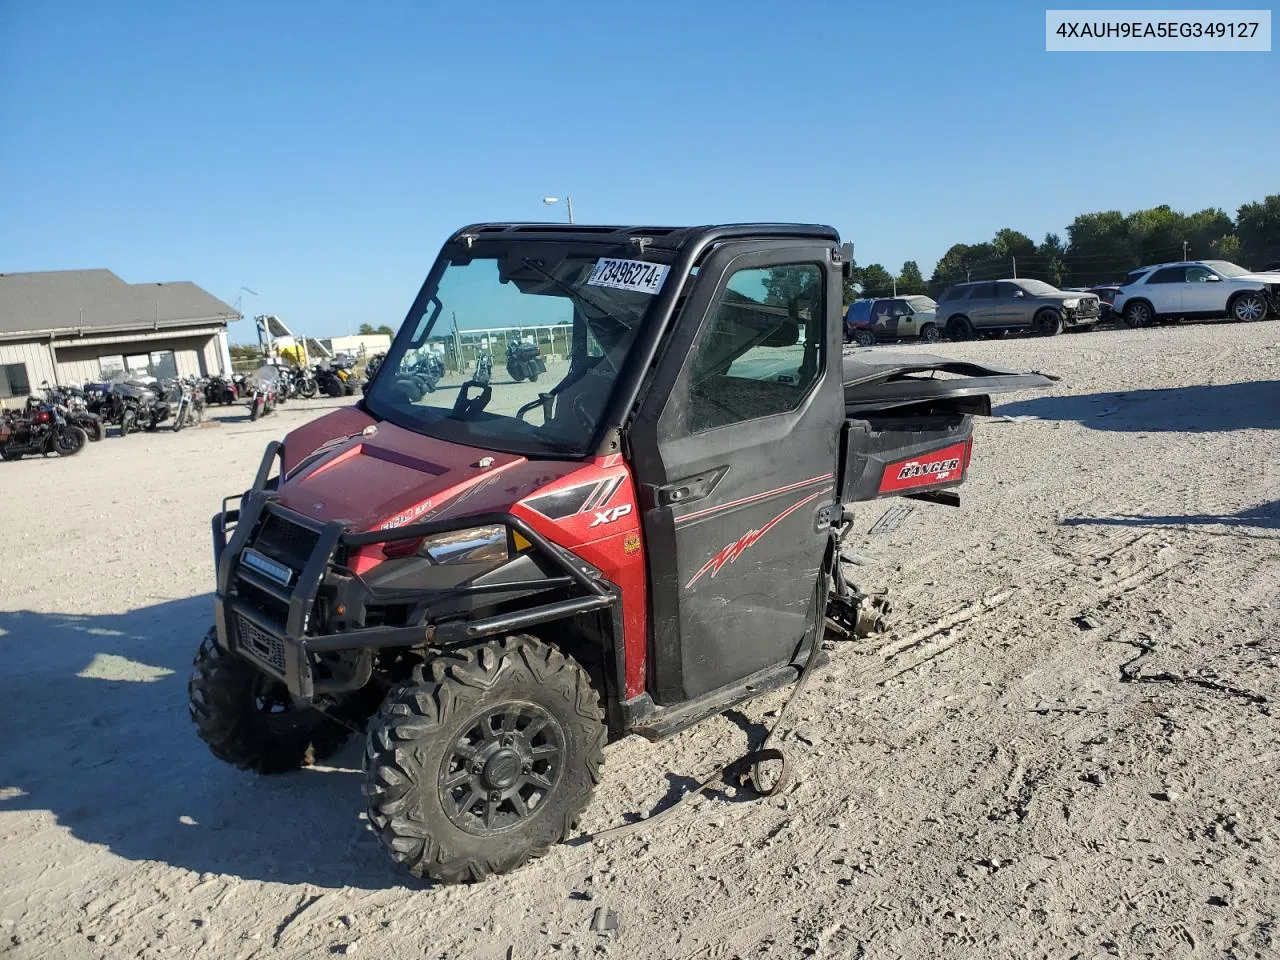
[589,504,633,527]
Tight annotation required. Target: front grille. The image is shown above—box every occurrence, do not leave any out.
[236,615,287,674]
[253,513,320,571]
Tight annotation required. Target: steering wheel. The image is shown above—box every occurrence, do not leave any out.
[451,380,493,419]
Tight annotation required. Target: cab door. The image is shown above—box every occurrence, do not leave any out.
[628,241,844,704]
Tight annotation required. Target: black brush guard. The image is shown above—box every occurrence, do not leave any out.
[212,441,621,700]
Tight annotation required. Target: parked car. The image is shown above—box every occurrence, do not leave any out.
[1089,283,1124,320]
[843,299,876,345]
[1260,259,1280,273]
[844,296,941,344]
[934,279,1101,339]
[1111,260,1280,328]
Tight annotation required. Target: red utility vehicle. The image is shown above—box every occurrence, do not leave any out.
[191,223,1050,882]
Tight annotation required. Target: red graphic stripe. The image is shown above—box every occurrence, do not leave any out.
[685,489,829,589]
[674,472,834,525]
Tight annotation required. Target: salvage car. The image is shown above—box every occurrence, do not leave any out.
[935,278,1101,339]
[1112,260,1280,328]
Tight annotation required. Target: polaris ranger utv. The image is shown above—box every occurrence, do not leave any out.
[191,223,1050,883]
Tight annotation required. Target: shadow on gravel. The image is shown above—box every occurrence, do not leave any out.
[994,380,1280,432]
[0,598,414,891]
[1064,500,1280,532]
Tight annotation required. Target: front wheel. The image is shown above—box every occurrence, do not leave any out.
[189,630,351,773]
[919,323,940,344]
[301,382,318,399]
[363,635,606,883]
[1034,308,1063,337]
[54,425,88,457]
[1124,300,1154,328]
[507,362,527,382]
[118,409,136,437]
[1230,292,1268,323]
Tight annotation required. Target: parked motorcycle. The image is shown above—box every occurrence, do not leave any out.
[390,352,446,401]
[170,379,206,432]
[108,377,171,436]
[314,363,349,398]
[292,366,318,399]
[247,366,280,421]
[505,336,546,383]
[0,403,88,460]
[205,375,239,406]
[41,384,105,441]
[473,349,493,387]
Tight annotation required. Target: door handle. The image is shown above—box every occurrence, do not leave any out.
[654,468,725,507]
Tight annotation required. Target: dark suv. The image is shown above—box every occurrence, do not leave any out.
[935,279,1101,340]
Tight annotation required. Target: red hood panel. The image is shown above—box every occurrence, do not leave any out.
[277,417,527,530]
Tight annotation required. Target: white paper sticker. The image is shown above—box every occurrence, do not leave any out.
[586,258,669,295]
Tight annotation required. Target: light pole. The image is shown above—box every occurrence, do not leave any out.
[542,195,575,224]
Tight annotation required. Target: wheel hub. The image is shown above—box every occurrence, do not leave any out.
[439,701,564,834]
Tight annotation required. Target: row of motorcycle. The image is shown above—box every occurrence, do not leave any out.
[0,378,206,460]
[360,338,547,402]
[0,357,361,460]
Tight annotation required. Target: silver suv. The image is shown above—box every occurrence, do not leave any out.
[935,279,1101,340]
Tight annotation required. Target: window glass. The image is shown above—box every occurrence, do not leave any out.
[686,263,823,433]
[98,356,125,378]
[996,282,1021,298]
[940,286,967,302]
[968,283,998,299]
[1148,267,1186,284]
[1185,266,1215,282]
[0,362,31,398]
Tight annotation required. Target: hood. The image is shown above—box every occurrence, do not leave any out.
[275,409,578,531]
[1239,271,1280,283]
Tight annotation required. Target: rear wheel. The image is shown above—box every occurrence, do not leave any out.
[363,635,606,883]
[1123,300,1154,328]
[919,323,940,343]
[119,409,136,436]
[1230,292,1268,322]
[1034,308,1064,337]
[852,329,875,347]
[946,316,974,341]
[325,380,343,398]
[189,630,351,773]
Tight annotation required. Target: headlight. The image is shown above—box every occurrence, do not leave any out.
[1061,298,1079,309]
[418,525,508,565]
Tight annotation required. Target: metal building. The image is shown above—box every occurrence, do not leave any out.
[0,269,237,407]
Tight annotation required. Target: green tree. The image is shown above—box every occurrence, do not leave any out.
[1037,233,1067,287]
[358,323,376,336]
[1209,234,1242,261]
[860,264,894,298]
[1236,194,1280,268]
[992,228,1036,260]
[896,261,926,295]
[375,325,395,337]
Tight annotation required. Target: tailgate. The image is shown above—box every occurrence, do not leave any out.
[840,413,973,502]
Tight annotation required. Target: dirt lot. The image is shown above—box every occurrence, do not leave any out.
[1,322,1277,960]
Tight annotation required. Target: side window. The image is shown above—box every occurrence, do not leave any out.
[1148,267,1186,284]
[889,299,912,316]
[995,282,1021,299]
[940,287,965,302]
[686,263,824,433]
[1185,266,1214,282]
[968,283,998,299]
[0,362,31,399]
[870,300,892,322]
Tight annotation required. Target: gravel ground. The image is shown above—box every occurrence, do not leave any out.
[1,321,1277,960]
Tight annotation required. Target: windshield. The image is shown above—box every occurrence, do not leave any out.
[1015,279,1059,296]
[905,296,936,311]
[1201,260,1249,278]
[363,249,670,458]
[1120,269,1148,286]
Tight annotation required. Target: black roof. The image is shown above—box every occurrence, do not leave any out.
[447,222,840,251]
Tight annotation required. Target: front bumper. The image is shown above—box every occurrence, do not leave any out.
[213,441,618,699]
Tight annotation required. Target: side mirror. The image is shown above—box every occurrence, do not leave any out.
[1204,274,1221,281]
[1013,291,1025,298]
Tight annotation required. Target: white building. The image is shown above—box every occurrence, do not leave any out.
[0,269,237,406]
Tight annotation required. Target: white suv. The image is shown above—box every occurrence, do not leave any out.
[1112,259,1279,327]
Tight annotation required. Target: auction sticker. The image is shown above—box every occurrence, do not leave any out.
[587,258,669,295]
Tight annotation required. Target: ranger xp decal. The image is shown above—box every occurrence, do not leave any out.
[685,490,827,589]
[877,440,971,495]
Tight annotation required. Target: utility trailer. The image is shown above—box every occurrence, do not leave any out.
[190,223,1051,882]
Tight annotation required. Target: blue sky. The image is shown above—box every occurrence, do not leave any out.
[1,0,1275,342]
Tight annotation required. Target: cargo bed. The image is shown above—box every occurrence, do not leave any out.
[839,352,1055,502]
